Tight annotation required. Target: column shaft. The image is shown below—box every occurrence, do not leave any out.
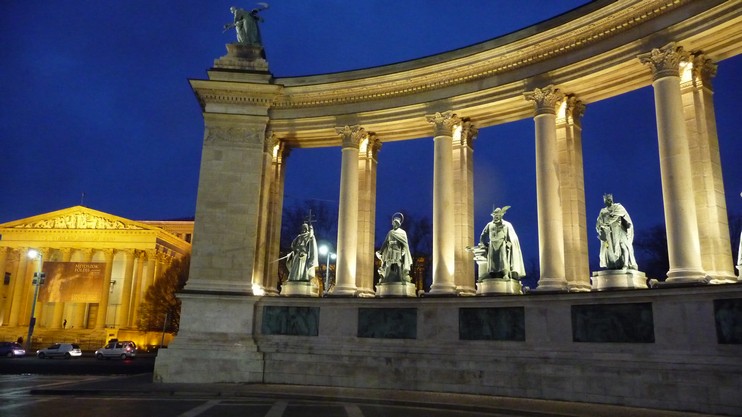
[95,249,115,329]
[356,135,380,297]
[8,249,29,326]
[265,140,288,295]
[116,250,136,328]
[453,121,476,295]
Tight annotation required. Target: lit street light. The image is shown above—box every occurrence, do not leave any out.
[318,245,336,295]
[26,249,45,351]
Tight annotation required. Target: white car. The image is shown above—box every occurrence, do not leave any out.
[37,343,82,359]
[95,340,137,360]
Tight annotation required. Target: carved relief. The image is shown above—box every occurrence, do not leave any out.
[426,111,461,137]
[458,119,478,148]
[690,52,717,88]
[638,42,690,80]
[335,125,367,149]
[524,85,565,115]
[15,212,144,230]
[204,126,264,146]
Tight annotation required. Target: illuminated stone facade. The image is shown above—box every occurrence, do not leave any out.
[0,206,191,347]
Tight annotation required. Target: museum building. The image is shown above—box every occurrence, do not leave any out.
[0,206,192,348]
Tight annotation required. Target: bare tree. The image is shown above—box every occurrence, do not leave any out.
[137,254,190,333]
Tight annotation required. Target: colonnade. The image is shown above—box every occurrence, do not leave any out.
[0,246,174,330]
[249,42,736,297]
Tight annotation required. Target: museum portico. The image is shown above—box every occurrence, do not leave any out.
[155,0,742,414]
[0,206,191,347]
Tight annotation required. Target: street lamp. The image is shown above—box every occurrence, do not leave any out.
[318,245,336,295]
[26,249,45,351]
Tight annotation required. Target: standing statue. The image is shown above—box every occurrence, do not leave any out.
[478,206,526,279]
[286,222,318,282]
[596,193,637,270]
[225,3,269,45]
[376,213,413,283]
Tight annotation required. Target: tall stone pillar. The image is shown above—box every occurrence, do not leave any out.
[8,248,29,326]
[256,133,289,296]
[638,43,707,283]
[427,111,460,295]
[356,133,381,297]
[556,95,591,291]
[453,120,477,295]
[680,53,736,283]
[50,248,72,329]
[0,247,8,323]
[95,249,115,329]
[130,250,145,327]
[332,125,366,296]
[143,249,157,295]
[524,85,568,292]
[116,249,136,328]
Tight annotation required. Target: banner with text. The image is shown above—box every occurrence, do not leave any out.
[38,262,105,303]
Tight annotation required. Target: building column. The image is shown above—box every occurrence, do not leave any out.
[639,43,707,283]
[556,95,591,291]
[356,133,381,297]
[260,134,289,296]
[116,249,136,328]
[130,250,146,327]
[253,132,277,295]
[332,125,366,296]
[95,249,115,329]
[453,119,477,295]
[525,85,568,291]
[50,248,72,329]
[71,248,93,329]
[427,111,459,295]
[143,249,157,295]
[0,247,8,324]
[7,248,29,326]
[680,53,736,283]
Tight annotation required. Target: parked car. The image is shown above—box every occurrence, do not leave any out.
[36,343,82,359]
[0,341,26,358]
[95,340,137,360]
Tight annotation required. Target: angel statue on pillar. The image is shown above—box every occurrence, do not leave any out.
[477,206,526,279]
[376,212,413,283]
[286,221,318,282]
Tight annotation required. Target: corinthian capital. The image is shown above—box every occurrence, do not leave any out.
[637,42,690,80]
[524,85,565,115]
[690,52,717,88]
[426,111,461,137]
[335,125,367,149]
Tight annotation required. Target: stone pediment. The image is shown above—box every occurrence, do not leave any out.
[3,206,148,231]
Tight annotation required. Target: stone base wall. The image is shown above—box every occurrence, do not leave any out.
[156,285,742,415]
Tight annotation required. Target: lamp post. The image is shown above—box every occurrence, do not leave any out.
[319,245,336,295]
[26,249,45,351]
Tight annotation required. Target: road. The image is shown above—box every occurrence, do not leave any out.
[0,353,155,375]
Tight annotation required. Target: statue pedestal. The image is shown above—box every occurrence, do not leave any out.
[213,43,269,72]
[281,281,319,297]
[591,270,648,291]
[477,278,522,295]
[376,282,417,297]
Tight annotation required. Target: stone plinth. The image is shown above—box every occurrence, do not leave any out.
[476,278,522,295]
[281,281,319,297]
[213,43,269,72]
[591,269,648,291]
[376,282,417,297]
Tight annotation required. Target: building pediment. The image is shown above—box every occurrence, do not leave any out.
[2,206,149,231]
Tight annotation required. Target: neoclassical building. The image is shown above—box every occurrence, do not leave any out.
[0,206,192,347]
[151,0,739,414]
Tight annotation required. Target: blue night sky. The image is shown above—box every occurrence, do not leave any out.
[2,1,741,273]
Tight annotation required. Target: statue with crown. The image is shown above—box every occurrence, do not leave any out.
[468,205,525,295]
[375,212,417,297]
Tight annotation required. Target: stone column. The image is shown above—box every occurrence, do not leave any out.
[20,247,49,326]
[356,133,381,297]
[70,249,93,329]
[332,125,366,296]
[7,248,29,326]
[556,95,591,291]
[639,43,707,283]
[95,249,115,329]
[50,248,72,329]
[252,132,277,294]
[130,250,145,327]
[427,111,460,295]
[524,85,568,292]
[184,115,271,295]
[116,249,136,328]
[143,249,157,295]
[680,53,736,283]
[0,247,7,323]
[453,119,477,295]
[258,134,289,296]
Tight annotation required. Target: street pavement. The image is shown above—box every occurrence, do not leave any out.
[0,372,721,417]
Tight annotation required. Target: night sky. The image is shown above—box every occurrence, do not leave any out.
[2,1,740,274]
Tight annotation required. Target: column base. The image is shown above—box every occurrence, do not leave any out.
[426,283,457,296]
[328,285,357,297]
[376,282,417,297]
[532,277,569,293]
[476,278,522,295]
[280,281,319,297]
[568,282,592,292]
[591,270,648,291]
[456,286,477,296]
